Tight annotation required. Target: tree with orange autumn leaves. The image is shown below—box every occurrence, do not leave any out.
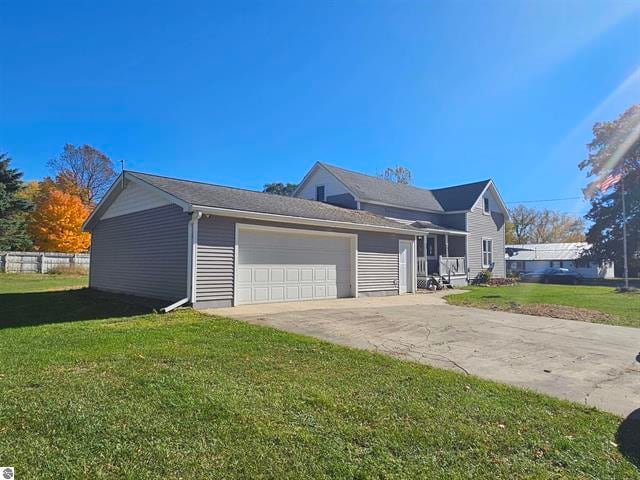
[25,144,116,252]
[28,187,91,252]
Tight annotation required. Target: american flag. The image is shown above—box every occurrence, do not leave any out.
[599,172,623,193]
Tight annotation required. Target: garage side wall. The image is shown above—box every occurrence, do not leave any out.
[194,215,412,308]
[89,204,189,301]
[357,232,401,296]
[195,217,235,308]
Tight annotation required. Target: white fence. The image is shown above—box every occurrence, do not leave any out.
[0,252,90,274]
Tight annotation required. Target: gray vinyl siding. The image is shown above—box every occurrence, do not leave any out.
[357,232,404,294]
[194,216,411,307]
[441,213,466,230]
[195,217,235,307]
[326,193,358,209]
[89,204,189,301]
[466,207,506,279]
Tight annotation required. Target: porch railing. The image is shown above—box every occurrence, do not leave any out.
[417,257,427,276]
[439,256,466,277]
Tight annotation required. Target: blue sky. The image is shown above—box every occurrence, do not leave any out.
[1,0,639,215]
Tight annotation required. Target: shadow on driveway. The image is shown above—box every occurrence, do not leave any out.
[0,288,164,329]
[617,408,640,468]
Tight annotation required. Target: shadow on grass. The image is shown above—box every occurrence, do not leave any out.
[0,288,165,329]
[617,408,640,468]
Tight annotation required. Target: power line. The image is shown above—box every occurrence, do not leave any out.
[506,196,583,204]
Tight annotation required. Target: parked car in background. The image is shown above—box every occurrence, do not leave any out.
[521,268,583,285]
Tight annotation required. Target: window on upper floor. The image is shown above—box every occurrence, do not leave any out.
[483,197,490,215]
[316,185,325,202]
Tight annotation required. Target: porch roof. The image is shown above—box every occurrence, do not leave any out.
[385,217,468,236]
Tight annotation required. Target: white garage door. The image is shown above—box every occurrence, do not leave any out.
[236,227,353,305]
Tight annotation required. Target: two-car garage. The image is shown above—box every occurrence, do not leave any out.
[234,225,357,305]
[85,170,418,309]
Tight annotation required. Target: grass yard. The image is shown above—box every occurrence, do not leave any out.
[0,273,87,294]
[447,283,640,328]
[1,275,639,478]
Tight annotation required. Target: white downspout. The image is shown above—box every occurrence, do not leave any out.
[162,211,202,313]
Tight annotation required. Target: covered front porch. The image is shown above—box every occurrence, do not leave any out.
[416,231,468,287]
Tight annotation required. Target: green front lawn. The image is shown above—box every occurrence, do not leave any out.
[447,283,640,328]
[1,275,638,478]
[0,272,87,293]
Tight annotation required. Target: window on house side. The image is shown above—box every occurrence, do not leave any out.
[426,237,436,257]
[483,197,490,214]
[482,239,493,267]
[316,185,325,202]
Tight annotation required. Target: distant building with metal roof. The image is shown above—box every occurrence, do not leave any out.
[505,243,614,279]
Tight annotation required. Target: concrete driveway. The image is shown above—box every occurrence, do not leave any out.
[207,292,640,417]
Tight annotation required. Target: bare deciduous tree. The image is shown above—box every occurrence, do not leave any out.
[48,144,116,207]
[506,205,585,244]
[378,165,412,184]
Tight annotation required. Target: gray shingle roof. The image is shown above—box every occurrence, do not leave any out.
[320,163,490,213]
[384,217,468,234]
[128,171,419,231]
[431,179,492,211]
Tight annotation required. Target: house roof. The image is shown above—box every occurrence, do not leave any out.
[430,180,493,212]
[319,163,493,213]
[385,217,468,235]
[505,243,591,261]
[110,171,420,233]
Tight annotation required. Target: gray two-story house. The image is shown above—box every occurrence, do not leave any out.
[83,163,507,309]
[294,162,508,287]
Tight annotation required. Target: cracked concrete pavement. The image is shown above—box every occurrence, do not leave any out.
[207,292,640,417]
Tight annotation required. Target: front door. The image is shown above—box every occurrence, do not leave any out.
[399,240,412,294]
[426,235,439,274]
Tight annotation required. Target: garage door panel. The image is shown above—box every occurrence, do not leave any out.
[300,268,313,282]
[271,268,285,282]
[254,268,269,283]
[314,269,326,281]
[286,286,299,300]
[237,268,252,283]
[271,286,285,301]
[300,285,313,299]
[286,269,299,282]
[237,228,352,305]
[236,286,252,303]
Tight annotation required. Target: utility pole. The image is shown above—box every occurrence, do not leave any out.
[621,177,629,289]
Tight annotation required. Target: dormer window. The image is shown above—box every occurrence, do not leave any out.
[483,197,490,215]
[316,185,325,202]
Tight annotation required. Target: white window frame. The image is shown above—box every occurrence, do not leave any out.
[483,197,490,215]
[315,184,325,202]
[481,237,493,268]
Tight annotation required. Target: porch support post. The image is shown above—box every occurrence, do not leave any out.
[424,233,428,275]
[445,234,449,257]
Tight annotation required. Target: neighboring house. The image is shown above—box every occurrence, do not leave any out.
[505,243,615,279]
[83,164,508,308]
[83,171,421,308]
[294,163,509,287]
